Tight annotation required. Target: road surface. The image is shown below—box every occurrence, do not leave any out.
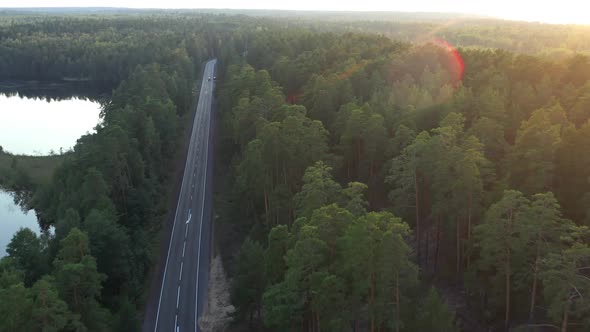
[150,59,216,332]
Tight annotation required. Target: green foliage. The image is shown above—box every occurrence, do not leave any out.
[509,105,569,195]
[262,280,301,330]
[336,104,387,182]
[113,296,140,332]
[6,228,47,286]
[555,121,590,222]
[30,277,72,332]
[0,14,211,326]
[79,168,114,217]
[295,161,342,218]
[53,228,109,331]
[0,257,24,288]
[416,288,458,332]
[0,152,64,194]
[54,209,81,244]
[263,192,417,331]
[83,209,132,300]
[231,238,266,324]
[473,190,530,323]
[523,193,576,321]
[541,242,590,330]
[341,182,369,217]
[265,225,290,285]
[0,282,32,332]
[209,18,590,330]
[234,73,330,225]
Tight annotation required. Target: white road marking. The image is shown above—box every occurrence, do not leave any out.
[182,241,187,257]
[176,285,181,309]
[179,261,183,280]
[154,59,216,332]
[186,213,192,224]
[195,60,214,332]
[185,225,189,239]
[155,86,194,330]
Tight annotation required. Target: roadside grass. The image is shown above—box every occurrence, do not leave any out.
[0,151,65,187]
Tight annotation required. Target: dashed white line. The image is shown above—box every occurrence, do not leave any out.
[154,83,194,330]
[195,61,214,332]
[155,60,215,332]
[179,261,183,280]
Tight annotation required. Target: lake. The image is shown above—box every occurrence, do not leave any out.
[0,93,102,155]
[0,86,103,256]
[0,189,39,257]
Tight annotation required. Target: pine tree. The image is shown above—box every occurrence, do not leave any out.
[30,277,72,332]
[53,228,109,331]
[474,190,530,329]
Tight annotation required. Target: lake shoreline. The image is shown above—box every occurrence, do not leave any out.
[0,189,40,258]
[0,80,111,102]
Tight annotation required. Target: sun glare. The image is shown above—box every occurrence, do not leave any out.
[485,2,590,24]
[2,1,590,25]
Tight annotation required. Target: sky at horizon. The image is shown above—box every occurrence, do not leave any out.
[0,0,588,25]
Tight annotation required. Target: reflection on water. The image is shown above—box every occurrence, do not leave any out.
[0,82,105,255]
[0,80,108,102]
[0,189,39,258]
[0,93,103,155]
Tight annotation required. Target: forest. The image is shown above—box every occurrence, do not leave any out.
[217,16,590,332]
[0,10,589,332]
[0,13,209,331]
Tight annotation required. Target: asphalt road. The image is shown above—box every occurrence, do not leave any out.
[151,59,216,332]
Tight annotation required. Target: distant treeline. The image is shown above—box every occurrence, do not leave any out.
[213,10,590,57]
[0,14,216,86]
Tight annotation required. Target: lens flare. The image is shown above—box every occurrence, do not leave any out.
[431,37,465,87]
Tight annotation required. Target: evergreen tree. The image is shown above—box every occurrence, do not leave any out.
[416,288,457,332]
[231,238,266,325]
[6,228,47,286]
[53,228,109,331]
[30,277,72,332]
[474,190,530,329]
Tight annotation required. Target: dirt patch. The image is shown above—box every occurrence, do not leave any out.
[199,255,235,332]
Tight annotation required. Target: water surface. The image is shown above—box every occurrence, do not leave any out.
[0,94,101,155]
[0,189,39,257]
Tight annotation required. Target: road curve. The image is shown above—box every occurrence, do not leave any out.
[147,59,216,332]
